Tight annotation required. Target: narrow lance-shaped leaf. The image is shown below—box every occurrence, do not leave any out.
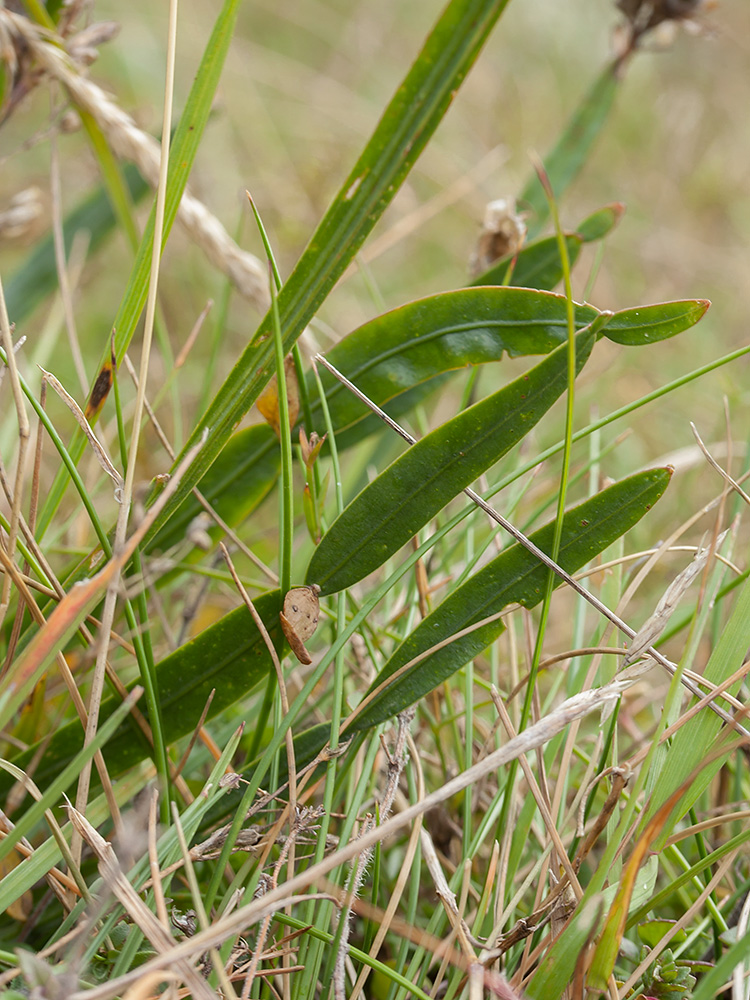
[351,467,671,733]
[471,203,624,291]
[140,0,515,548]
[306,326,598,597]
[575,202,625,243]
[471,233,584,291]
[311,288,599,432]
[602,298,710,346]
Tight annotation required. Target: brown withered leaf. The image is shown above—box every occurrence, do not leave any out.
[280,585,321,664]
[84,334,117,422]
[256,355,299,438]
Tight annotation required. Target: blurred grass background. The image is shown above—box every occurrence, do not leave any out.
[1,0,748,533]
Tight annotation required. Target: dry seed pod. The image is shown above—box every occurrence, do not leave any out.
[280,585,321,664]
[469,198,527,278]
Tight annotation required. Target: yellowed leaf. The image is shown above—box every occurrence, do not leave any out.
[256,355,299,437]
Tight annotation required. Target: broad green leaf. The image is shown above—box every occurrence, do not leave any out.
[4,164,150,327]
[575,202,625,243]
[140,0,515,549]
[37,0,246,538]
[637,919,687,948]
[350,468,671,732]
[313,288,599,432]
[471,234,583,291]
[520,60,620,239]
[1,591,282,797]
[641,573,750,845]
[306,327,597,597]
[603,299,710,346]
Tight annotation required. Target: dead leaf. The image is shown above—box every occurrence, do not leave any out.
[280,585,321,664]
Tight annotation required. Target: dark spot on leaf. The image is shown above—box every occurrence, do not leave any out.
[85,364,114,421]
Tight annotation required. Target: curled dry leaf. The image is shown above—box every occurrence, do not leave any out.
[280,584,321,665]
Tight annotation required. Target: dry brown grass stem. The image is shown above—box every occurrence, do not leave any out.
[333,710,416,1000]
[170,801,238,1000]
[492,691,583,902]
[0,10,270,311]
[49,111,88,394]
[71,0,177,859]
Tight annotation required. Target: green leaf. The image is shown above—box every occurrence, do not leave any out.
[603,299,710,346]
[150,290,602,555]
[314,288,599,432]
[349,468,671,732]
[520,61,620,239]
[2,591,282,796]
[4,165,150,327]
[470,234,583,291]
[637,920,687,948]
[0,691,140,867]
[141,0,515,548]
[306,327,598,597]
[575,202,625,243]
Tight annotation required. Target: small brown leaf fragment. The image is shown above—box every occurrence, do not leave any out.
[256,354,299,437]
[84,335,117,422]
[280,585,321,664]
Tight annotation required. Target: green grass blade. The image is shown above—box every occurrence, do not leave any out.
[0,689,140,869]
[36,0,244,538]
[642,574,750,844]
